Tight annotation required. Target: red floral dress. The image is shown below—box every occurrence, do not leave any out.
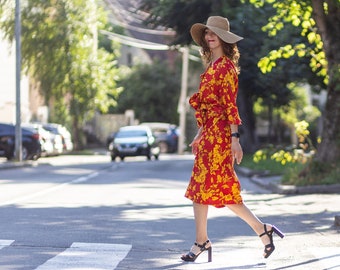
[185,56,243,208]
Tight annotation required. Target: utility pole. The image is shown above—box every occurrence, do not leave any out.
[178,46,189,155]
[15,0,22,161]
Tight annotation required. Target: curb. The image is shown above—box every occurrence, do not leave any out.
[250,175,340,194]
[236,166,340,195]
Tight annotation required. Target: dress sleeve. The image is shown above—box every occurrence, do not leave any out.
[189,92,203,127]
[219,62,242,125]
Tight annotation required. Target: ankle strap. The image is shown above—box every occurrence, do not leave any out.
[259,224,270,238]
[194,239,210,250]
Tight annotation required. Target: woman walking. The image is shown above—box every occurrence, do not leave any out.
[181,16,284,263]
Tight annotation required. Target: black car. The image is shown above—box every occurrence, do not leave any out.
[0,123,42,160]
[109,125,160,161]
[140,122,179,153]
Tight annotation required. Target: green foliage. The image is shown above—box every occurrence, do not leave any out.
[245,146,340,186]
[248,0,340,183]
[249,0,328,84]
[242,153,302,175]
[113,60,181,124]
[254,120,316,165]
[0,0,121,149]
[280,83,321,125]
[282,159,340,186]
[250,119,340,186]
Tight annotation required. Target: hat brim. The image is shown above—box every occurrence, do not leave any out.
[190,23,243,46]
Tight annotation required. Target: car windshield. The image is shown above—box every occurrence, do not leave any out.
[116,130,147,138]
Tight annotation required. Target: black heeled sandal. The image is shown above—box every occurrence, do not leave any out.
[181,239,212,262]
[259,224,285,258]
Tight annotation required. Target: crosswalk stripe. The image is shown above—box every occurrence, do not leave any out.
[35,242,132,270]
[0,240,14,250]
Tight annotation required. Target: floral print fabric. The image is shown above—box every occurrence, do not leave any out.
[185,56,243,208]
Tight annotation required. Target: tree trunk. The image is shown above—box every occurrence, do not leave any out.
[317,82,340,163]
[312,0,340,163]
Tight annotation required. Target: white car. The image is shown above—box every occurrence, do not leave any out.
[42,123,73,153]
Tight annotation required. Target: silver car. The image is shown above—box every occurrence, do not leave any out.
[109,125,160,161]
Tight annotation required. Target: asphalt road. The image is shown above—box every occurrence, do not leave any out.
[0,153,339,270]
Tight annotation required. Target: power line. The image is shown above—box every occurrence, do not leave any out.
[101,30,172,50]
[101,30,201,62]
[109,19,176,36]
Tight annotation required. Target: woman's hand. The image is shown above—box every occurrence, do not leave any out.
[189,137,200,155]
[231,138,243,165]
[190,128,202,155]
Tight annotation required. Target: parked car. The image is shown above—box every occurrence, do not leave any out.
[23,123,63,156]
[42,123,73,153]
[140,122,179,153]
[22,123,54,157]
[0,123,42,160]
[108,125,160,161]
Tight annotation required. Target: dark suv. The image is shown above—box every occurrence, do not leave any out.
[140,122,179,153]
[0,123,42,160]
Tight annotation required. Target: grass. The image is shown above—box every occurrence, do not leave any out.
[241,154,302,175]
[242,154,340,186]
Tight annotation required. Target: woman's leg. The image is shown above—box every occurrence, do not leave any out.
[181,202,211,260]
[226,203,271,247]
[193,202,209,244]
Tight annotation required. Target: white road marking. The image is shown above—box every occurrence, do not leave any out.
[0,239,14,250]
[0,172,99,206]
[35,242,132,270]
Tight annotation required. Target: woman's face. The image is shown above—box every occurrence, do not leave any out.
[204,29,221,50]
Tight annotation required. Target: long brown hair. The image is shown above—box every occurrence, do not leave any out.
[199,33,240,73]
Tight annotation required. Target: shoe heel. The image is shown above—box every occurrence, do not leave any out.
[272,225,285,238]
[207,246,212,262]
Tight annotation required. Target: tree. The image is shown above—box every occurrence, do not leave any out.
[0,0,121,149]
[112,60,181,124]
[249,0,340,182]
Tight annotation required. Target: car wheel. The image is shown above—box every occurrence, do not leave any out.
[120,156,125,161]
[111,155,116,162]
[6,147,29,160]
[154,154,159,160]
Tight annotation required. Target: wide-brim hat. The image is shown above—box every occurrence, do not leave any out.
[190,16,243,46]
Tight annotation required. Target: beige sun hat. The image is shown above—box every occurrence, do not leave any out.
[190,16,243,46]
